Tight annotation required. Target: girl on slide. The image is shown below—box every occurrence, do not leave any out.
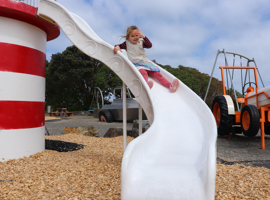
[113,26,179,93]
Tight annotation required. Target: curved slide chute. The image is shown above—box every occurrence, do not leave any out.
[38,1,217,199]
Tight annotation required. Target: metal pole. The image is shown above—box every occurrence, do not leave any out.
[96,91,99,109]
[139,104,142,136]
[224,50,229,95]
[94,87,104,108]
[123,82,127,152]
[224,49,229,66]
[240,56,243,93]
[253,59,265,88]
[227,69,240,111]
[204,49,221,101]
[224,50,240,111]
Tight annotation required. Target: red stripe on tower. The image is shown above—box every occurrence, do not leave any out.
[0,42,46,77]
[0,101,45,130]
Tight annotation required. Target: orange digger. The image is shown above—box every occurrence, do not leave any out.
[205,49,270,149]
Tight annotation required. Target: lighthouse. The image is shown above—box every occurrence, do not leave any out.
[0,0,60,161]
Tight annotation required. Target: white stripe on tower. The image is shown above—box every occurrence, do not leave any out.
[0,17,47,53]
[0,72,45,102]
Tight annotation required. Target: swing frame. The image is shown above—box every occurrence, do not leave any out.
[205,49,270,149]
[89,87,104,112]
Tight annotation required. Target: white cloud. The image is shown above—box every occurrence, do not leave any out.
[46,0,270,87]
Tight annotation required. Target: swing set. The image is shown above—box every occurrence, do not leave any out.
[205,49,270,149]
[89,87,104,112]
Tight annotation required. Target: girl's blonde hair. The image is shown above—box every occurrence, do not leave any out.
[120,26,138,41]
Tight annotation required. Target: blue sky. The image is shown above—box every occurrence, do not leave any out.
[46,0,270,91]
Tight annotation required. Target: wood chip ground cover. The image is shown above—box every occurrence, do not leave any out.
[0,134,269,199]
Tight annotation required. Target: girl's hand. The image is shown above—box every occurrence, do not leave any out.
[135,29,145,38]
[113,46,122,54]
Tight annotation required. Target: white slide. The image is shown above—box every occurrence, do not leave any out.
[38,1,217,199]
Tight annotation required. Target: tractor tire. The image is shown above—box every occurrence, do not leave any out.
[99,110,114,123]
[212,96,234,136]
[240,105,260,137]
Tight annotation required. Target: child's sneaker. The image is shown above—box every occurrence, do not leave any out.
[170,79,179,93]
[148,80,154,89]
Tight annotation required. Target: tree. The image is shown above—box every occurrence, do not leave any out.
[46,45,121,111]
[157,63,223,107]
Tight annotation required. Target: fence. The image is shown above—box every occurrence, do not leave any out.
[15,0,57,8]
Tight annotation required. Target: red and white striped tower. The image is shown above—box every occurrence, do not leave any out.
[0,0,60,161]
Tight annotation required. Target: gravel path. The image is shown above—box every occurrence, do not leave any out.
[216,133,270,168]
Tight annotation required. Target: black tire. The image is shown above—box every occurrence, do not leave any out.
[212,96,234,136]
[99,110,114,123]
[240,105,260,137]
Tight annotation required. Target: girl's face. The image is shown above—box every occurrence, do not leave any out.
[128,30,140,44]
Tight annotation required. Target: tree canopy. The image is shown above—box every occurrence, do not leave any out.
[158,63,223,107]
[46,45,223,111]
[45,45,121,111]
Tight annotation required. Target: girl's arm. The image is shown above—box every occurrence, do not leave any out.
[135,30,152,48]
[113,41,127,54]
[143,36,152,48]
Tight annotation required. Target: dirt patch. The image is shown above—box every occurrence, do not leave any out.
[0,134,269,199]
[45,116,59,121]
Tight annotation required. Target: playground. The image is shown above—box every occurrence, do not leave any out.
[0,115,270,199]
[1,0,270,199]
[1,1,216,199]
